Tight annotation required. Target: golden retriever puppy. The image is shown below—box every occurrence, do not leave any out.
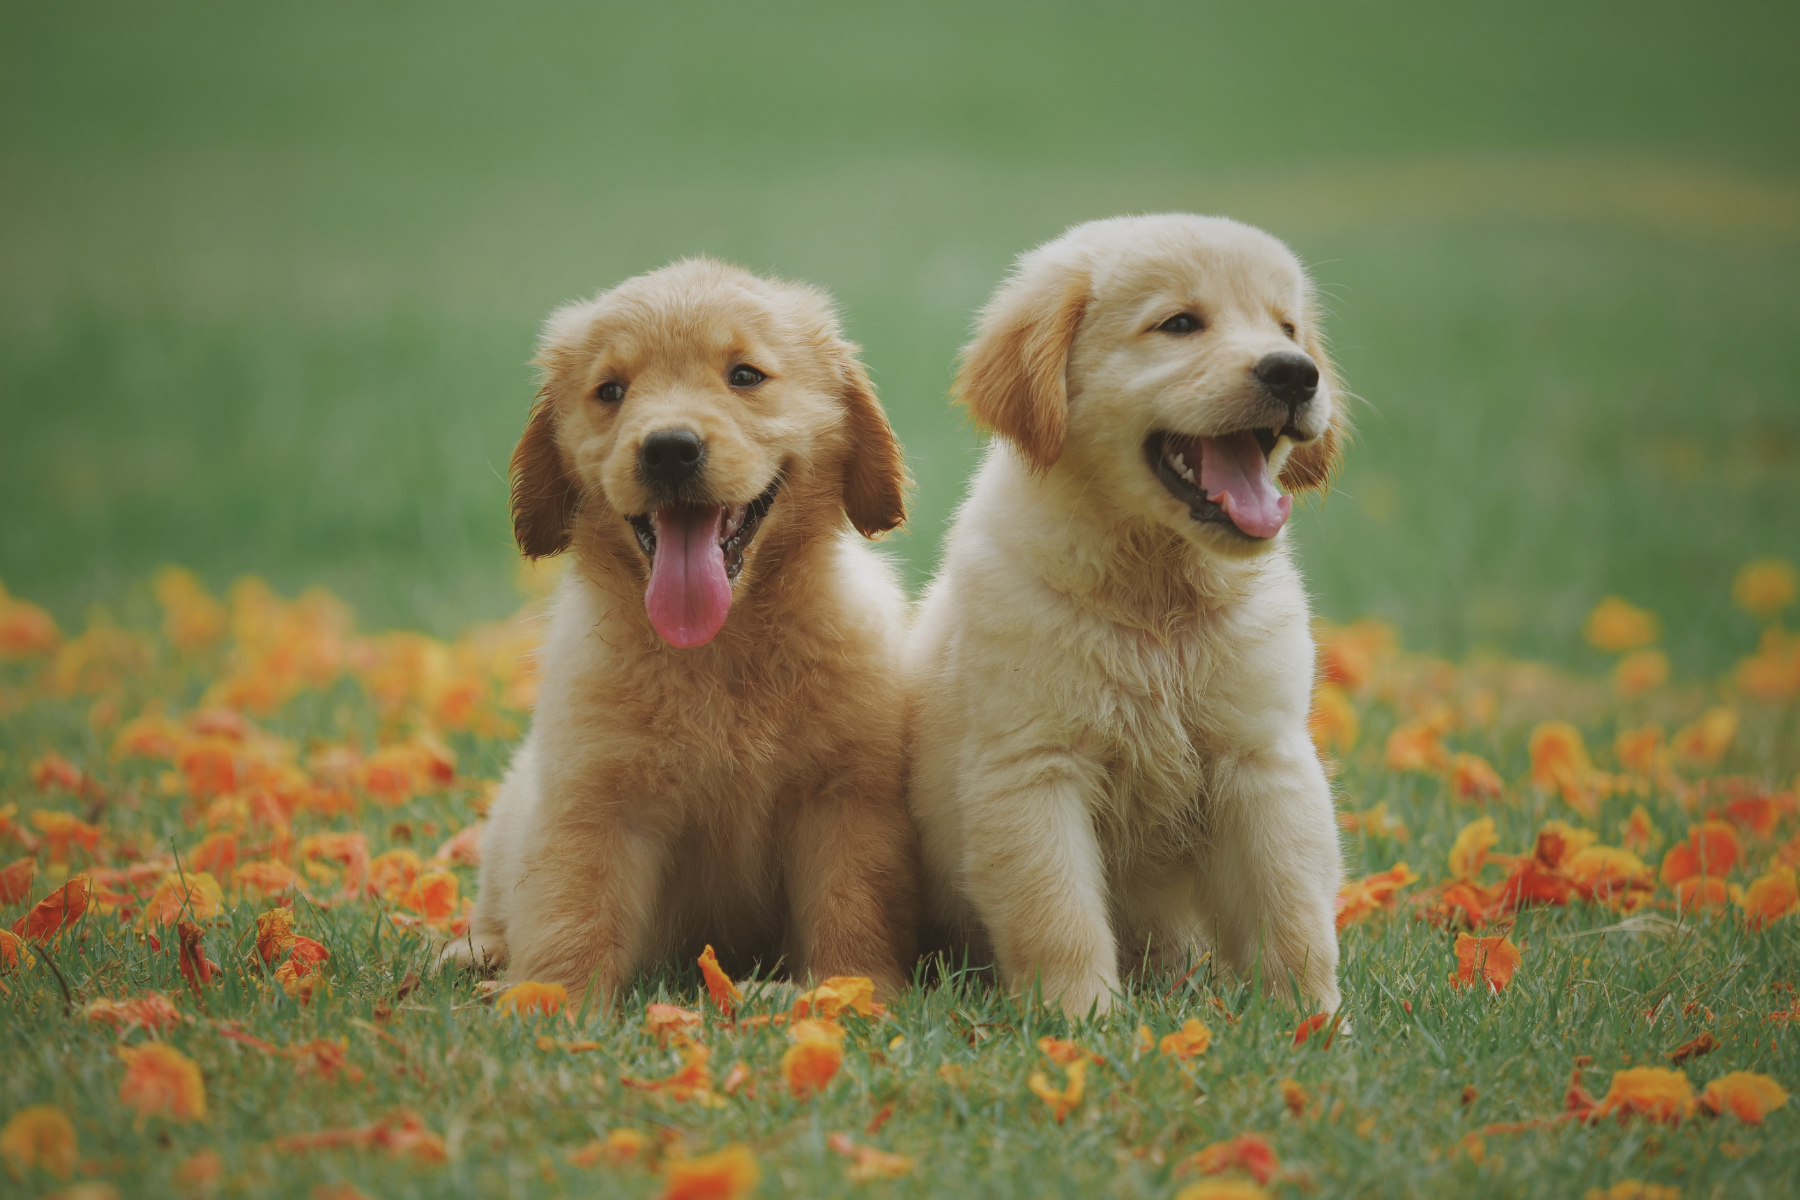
[909,215,1347,1017]
[447,258,919,1002]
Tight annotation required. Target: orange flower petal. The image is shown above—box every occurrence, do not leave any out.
[0,1104,78,1179]
[782,1019,846,1098]
[1698,1071,1789,1123]
[12,874,90,942]
[118,1042,207,1123]
[697,944,742,1013]
[496,981,566,1019]
[657,1143,759,1200]
[1591,1067,1695,1125]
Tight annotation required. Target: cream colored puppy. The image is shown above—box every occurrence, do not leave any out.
[909,214,1347,1017]
[447,259,919,1003]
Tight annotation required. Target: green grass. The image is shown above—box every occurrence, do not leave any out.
[1,595,1796,1198]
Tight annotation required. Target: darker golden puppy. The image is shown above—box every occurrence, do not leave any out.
[449,258,919,1002]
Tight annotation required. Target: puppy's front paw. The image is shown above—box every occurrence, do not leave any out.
[437,932,505,974]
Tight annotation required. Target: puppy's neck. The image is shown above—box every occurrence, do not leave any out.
[995,449,1273,634]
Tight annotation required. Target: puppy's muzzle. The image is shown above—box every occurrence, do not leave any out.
[1253,351,1320,429]
[639,427,707,495]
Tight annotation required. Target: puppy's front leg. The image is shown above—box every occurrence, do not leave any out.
[963,754,1117,1016]
[503,812,666,1009]
[784,771,919,997]
[1197,736,1342,1012]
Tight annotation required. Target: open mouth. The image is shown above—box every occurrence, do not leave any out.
[626,477,779,648]
[1145,425,1302,540]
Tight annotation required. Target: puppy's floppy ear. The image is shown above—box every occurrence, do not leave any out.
[837,350,910,537]
[510,392,580,558]
[1278,321,1349,494]
[954,256,1090,474]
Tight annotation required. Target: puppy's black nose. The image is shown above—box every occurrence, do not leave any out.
[639,428,705,487]
[1253,351,1320,408]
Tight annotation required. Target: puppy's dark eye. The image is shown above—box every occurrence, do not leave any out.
[1281,321,1298,340]
[596,381,626,404]
[729,364,766,389]
[1157,313,1202,335]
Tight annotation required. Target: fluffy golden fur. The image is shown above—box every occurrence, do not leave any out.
[448,258,919,1001]
[909,215,1348,1016]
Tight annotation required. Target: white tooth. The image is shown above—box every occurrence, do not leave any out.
[1181,467,1197,485]
[1170,452,1187,473]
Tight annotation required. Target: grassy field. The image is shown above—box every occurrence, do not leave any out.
[3,2,1799,1198]
[0,569,1796,1199]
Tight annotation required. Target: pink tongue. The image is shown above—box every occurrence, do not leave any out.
[644,506,732,648]
[1196,431,1292,538]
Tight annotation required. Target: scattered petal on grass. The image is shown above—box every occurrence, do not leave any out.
[622,1042,720,1105]
[645,1003,704,1045]
[1279,1078,1308,1117]
[1448,752,1504,801]
[793,975,882,1019]
[1734,557,1798,618]
[569,1128,653,1168]
[1667,1032,1718,1064]
[1612,649,1669,697]
[173,1148,224,1194]
[1584,596,1660,652]
[0,929,34,972]
[0,857,35,903]
[399,869,459,920]
[118,1042,207,1124]
[12,874,90,941]
[1671,707,1738,766]
[658,1143,759,1200]
[1737,865,1799,929]
[275,1109,447,1163]
[1159,1018,1213,1060]
[254,908,296,964]
[1036,1036,1095,1067]
[1590,1067,1696,1125]
[1385,716,1450,773]
[1174,1178,1270,1200]
[142,871,224,928]
[1026,1059,1086,1123]
[697,945,741,1014]
[1,1104,78,1180]
[86,992,182,1035]
[827,1132,914,1181]
[1177,1133,1279,1185]
[1292,1014,1330,1047]
[1448,817,1497,879]
[1698,1071,1789,1123]
[782,1019,846,1098]
[1658,820,1740,884]
[1584,1182,1680,1200]
[1335,862,1419,930]
[1450,933,1521,992]
[496,981,566,1018]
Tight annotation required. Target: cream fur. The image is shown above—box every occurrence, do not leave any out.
[447,259,919,1004]
[909,215,1346,1017]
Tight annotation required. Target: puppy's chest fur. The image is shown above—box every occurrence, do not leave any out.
[1059,602,1279,865]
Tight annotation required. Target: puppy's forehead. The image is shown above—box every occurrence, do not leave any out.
[544,260,839,377]
[1079,217,1308,311]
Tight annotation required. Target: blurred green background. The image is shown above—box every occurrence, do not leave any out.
[3,0,1796,674]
